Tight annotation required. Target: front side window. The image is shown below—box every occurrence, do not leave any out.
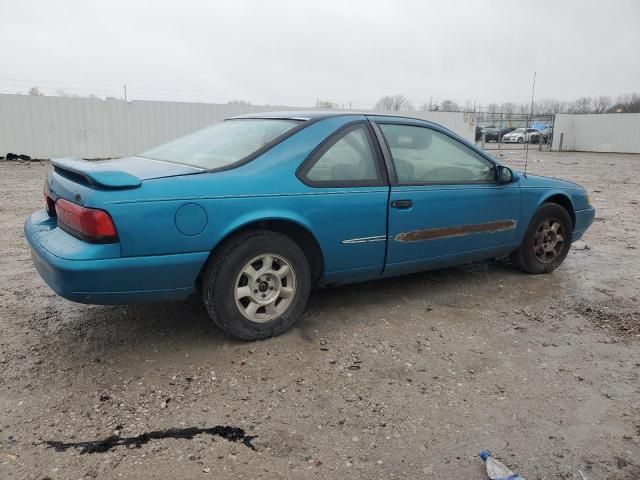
[379,124,496,183]
[302,124,380,185]
[142,119,302,169]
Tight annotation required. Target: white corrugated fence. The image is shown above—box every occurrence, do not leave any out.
[0,94,475,159]
[552,113,640,153]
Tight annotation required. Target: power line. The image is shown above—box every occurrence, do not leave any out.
[0,77,377,108]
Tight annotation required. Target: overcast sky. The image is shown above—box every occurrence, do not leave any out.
[2,0,639,109]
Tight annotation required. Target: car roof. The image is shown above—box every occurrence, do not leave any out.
[229,110,435,122]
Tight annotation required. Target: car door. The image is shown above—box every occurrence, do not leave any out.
[296,121,390,283]
[372,120,521,276]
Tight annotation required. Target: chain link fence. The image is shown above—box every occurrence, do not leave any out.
[472,112,555,151]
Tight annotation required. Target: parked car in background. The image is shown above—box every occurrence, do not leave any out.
[502,128,542,144]
[25,112,595,340]
[483,127,499,142]
[484,127,515,142]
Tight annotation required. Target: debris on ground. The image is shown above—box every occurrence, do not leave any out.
[575,303,640,338]
[572,240,589,250]
[3,153,32,161]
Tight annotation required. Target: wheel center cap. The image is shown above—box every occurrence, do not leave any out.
[258,281,269,292]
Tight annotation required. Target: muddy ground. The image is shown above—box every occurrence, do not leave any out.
[0,150,638,480]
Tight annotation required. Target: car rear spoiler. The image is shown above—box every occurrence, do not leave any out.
[50,158,141,189]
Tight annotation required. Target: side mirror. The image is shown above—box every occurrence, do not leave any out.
[497,165,515,184]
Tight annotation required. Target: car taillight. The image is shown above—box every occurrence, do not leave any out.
[55,198,119,243]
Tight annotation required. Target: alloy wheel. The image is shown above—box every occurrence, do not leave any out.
[234,254,296,323]
[533,219,566,264]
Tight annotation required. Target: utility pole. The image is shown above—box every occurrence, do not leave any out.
[123,84,127,102]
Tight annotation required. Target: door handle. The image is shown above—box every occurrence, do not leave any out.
[391,199,412,209]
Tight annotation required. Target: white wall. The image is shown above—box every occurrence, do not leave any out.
[0,94,475,159]
[552,113,640,154]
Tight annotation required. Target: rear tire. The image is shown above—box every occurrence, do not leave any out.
[202,230,311,340]
[511,203,573,274]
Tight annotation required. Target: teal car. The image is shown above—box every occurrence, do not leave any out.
[25,112,595,340]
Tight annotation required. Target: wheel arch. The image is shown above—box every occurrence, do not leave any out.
[540,192,576,227]
[198,215,325,287]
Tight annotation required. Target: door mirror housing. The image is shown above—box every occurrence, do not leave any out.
[497,165,516,184]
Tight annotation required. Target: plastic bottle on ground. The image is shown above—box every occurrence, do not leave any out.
[479,450,525,480]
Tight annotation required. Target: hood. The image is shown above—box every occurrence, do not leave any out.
[518,173,585,191]
[50,156,204,189]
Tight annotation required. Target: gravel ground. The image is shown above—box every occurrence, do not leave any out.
[0,150,639,480]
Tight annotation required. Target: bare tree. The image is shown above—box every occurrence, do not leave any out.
[623,93,640,112]
[55,88,71,97]
[439,100,460,112]
[374,95,414,112]
[535,98,563,115]
[625,93,640,112]
[501,102,517,115]
[374,96,394,111]
[486,103,499,121]
[227,100,252,106]
[592,96,611,113]
[607,93,640,113]
[567,97,592,114]
[28,86,43,96]
[315,99,337,109]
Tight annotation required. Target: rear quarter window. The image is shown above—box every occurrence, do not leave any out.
[142,119,302,170]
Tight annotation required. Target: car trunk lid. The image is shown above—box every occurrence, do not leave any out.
[50,156,204,189]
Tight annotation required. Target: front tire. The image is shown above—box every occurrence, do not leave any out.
[202,230,311,340]
[511,203,573,274]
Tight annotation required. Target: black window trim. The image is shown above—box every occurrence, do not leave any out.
[373,120,500,187]
[370,120,398,184]
[296,121,388,188]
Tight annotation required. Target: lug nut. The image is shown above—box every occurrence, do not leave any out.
[269,286,274,290]
[253,289,258,294]
[262,293,266,298]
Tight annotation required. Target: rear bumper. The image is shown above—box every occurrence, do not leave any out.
[25,210,208,305]
[572,206,595,241]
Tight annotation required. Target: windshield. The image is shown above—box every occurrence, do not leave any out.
[141,119,303,169]
[512,128,525,133]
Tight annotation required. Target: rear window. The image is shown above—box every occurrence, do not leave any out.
[141,119,302,169]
